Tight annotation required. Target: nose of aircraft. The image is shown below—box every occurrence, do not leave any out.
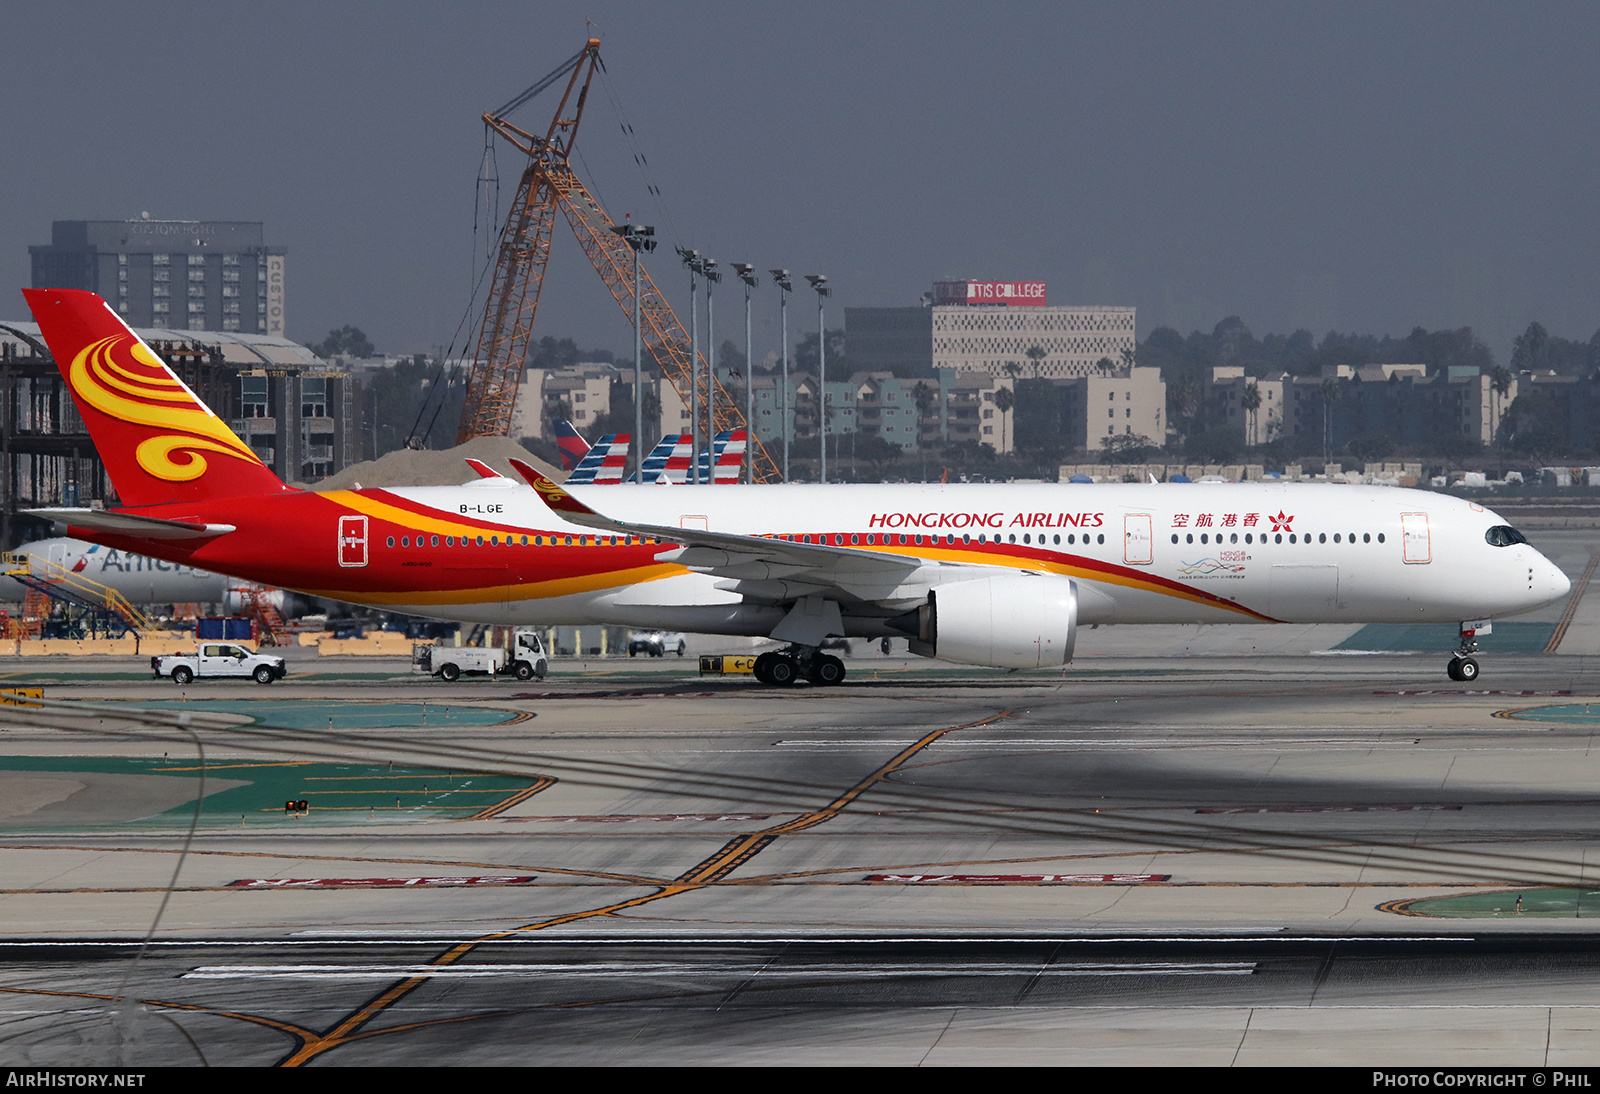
[1548,557,1572,602]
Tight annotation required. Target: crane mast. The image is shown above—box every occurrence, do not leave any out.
[457,40,779,483]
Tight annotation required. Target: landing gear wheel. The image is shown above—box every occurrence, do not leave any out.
[513,660,535,681]
[438,662,461,682]
[253,665,276,684]
[1449,656,1479,682]
[767,657,799,686]
[753,652,775,684]
[171,666,193,685]
[811,655,846,685]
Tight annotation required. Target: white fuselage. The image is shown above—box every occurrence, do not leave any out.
[351,480,1570,634]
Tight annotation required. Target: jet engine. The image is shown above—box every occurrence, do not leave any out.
[891,573,1078,669]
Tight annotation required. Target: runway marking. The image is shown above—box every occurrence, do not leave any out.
[227,876,538,889]
[1194,805,1463,815]
[864,873,1170,884]
[185,960,1255,981]
[1545,549,1598,653]
[276,708,1015,1066]
[154,761,314,772]
[1375,690,1575,697]
[0,842,662,886]
[513,812,776,823]
[469,775,556,819]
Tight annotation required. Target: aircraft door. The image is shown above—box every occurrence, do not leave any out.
[1123,513,1153,565]
[338,516,368,568]
[1401,512,1431,564]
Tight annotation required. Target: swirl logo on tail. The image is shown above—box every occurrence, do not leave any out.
[69,335,265,482]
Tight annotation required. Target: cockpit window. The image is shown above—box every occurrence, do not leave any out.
[1485,525,1528,547]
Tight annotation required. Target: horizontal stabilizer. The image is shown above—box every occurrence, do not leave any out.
[25,508,236,540]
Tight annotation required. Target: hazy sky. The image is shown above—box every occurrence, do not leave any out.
[5,2,1598,362]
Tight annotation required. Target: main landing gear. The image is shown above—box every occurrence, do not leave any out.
[752,646,847,686]
[1446,620,1485,682]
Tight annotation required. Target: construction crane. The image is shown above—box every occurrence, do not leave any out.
[456,39,781,482]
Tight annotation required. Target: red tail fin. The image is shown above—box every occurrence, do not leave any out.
[22,289,289,507]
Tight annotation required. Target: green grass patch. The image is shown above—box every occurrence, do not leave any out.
[1393,887,1600,918]
[0,755,541,829]
[1335,622,1554,653]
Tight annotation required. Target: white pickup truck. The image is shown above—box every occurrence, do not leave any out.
[152,643,288,685]
[412,627,549,682]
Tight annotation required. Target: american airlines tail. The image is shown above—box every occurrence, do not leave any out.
[22,288,291,508]
[640,433,693,483]
[564,430,630,485]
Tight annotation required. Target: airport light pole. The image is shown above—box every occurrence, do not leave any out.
[731,264,759,483]
[702,259,721,484]
[677,248,702,482]
[770,270,793,481]
[610,223,656,481]
[806,275,830,483]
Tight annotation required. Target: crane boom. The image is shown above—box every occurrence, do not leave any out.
[457,40,779,482]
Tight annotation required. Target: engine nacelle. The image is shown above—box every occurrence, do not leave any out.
[901,574,1078,669]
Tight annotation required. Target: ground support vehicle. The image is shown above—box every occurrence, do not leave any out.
[627,630,687,657]
[412,627,549,682]
[153,643,287,685]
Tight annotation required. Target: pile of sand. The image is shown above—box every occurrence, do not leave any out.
[302,437,564,491]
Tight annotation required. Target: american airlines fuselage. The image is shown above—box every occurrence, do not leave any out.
[0,537,226,604]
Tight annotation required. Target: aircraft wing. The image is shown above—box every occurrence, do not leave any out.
[512,460,945,604]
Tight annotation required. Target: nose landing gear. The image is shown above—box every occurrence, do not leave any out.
[1447,620,1488,682]
[753,646,847,686]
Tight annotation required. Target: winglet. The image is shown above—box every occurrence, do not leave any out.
[508,457,557,489]
[464,458,504,479]
[512,460,605,521]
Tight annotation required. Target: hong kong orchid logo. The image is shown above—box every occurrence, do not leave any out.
[1269,511,1294,533]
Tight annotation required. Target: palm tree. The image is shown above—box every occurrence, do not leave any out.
[1096,356,1116,378]
[1319,378,1342,466]
[993,383,1015,454]
[1488,365,1512,445]
[1119,347,1136,374]
[1241,382,1262,447]
[1025,344,1047,379]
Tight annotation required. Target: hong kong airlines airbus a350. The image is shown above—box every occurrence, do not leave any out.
[20,289,1570,685]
